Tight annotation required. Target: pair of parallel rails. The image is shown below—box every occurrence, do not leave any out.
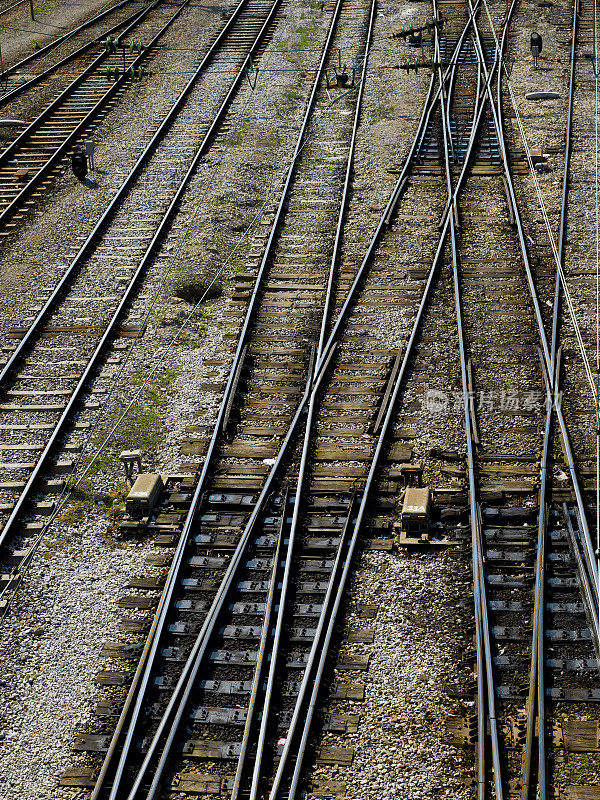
[0,0,598,797]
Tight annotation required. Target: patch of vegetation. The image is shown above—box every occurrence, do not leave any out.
[229,124,280,149]
[555,753,600,783]
[228,122,248,147]
[258,130,281,148]
[278,19,318,64]
[43,531,70,555]
[59,482,129,527]
[58,367,179,527]
[371,102,394,123]
[36,0,59,14]
[172,275,223,305]
[294,21,318,50]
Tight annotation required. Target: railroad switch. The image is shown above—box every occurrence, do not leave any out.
[392,16,443,41]
[120,448,143,486]
[326,49,355,89]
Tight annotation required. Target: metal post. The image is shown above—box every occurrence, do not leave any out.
[29,0,34,20]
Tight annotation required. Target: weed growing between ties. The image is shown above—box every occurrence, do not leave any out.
[554,752,600,784]
[58,367,179,530]
[371,101,394,123]
[278,19,318,65]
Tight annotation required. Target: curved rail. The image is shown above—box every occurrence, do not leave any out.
[443,2,518,796]
[494,1,599,600]
[89,9,496,800]
[456,0,597,795]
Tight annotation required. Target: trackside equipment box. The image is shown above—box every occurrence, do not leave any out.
[401,487,431,534]
[126,473,163,519]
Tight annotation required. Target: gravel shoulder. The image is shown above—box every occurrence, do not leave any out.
[0,0,130,66]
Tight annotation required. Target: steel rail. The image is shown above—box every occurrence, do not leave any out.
[90,2,346,795]
[0,0,268,561]
[124,1,350,793]
[231,474,297,800]
[563,504,600,655]
[0,0,136,80]
[465,6,539,797]
[446,38,505,800]
[229,489,292,800]
[521,0,580,795]
[492,11,599,603]
[314,12,482,381]
[550,0,599,609]
[0,0,292,628]
[231,484,297,800]
[469,5,599,796]
[93,15,486,799]
[438,2,532,798]
[278,499,356,800]
[257,0,376,791]
[83,0,288,784]
[0,0,28,17]
[0,0,150,106]
[272,12,503,797]
[110,9,484,797]
[436,26,500,792]
[0,0,172,230]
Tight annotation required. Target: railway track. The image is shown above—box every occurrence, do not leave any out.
[0,0,596,796]
[439,0,600,796]
[101,0,600,796]
[57,3,496,797]
[0,0,145,106]
[0,0,288,610]
[76,0,385,795]
[0,0,196,235]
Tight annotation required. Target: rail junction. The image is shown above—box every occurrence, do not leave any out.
[0,0,598,798]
